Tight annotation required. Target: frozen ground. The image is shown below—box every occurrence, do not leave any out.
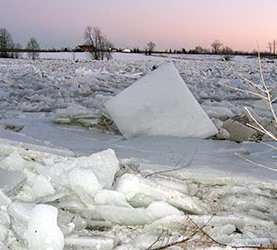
[0,53,276,249]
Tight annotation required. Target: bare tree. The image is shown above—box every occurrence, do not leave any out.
[84,26,113,60]
[211,39,223,54]
[0,28,14,58]
[267,40,276,55]
[194,46,205,54]
[146,41,156,55]
[268,42,273,54]
[272,39,276,55]
[13,43,22,59]
[26,38,40,60]
[221,46,233,54]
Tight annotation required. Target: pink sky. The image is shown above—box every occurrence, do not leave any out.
[1,0,277,51]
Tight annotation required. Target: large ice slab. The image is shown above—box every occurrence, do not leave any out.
[105,62,218,138]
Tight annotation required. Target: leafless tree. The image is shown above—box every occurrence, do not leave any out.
[211,39,223,54]
[13,43,22,58]
[26,38,40,60]
[0,28,14,58]
[268,42,273,54]
[221,46,233,54]
[194,46,205,54]
[272,39,276,55]
[84,26,113,60]
[146,41,156,55]
[267,40,276,55]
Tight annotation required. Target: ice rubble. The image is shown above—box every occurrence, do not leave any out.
[1,55,276,142]
[0,54,277,248]
[105,62,218,138]
[0,142,276,249]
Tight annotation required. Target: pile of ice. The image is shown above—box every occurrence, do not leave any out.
[1,56,277,142]
[0,141,276,249]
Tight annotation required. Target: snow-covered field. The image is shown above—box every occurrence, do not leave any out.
[0,53,276,249]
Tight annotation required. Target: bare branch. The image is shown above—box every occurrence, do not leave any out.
[245,107,277,141]
[235,153,277,172]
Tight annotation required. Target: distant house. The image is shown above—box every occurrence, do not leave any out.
[122,48,131,53]
[77,44,117,53]
[78,44,95,52]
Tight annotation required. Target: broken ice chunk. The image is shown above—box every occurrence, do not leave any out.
[56,209,87,236]
[31,174,55,199]
[94,189,131,207]
[96,201,182,225]
[115,174,207,214]
[37,149,119,190]
[8,202,35,241]
[0,242,8,250]
[0,169,25,194]
[0,151,26,171]
[0,190,11,208]
[69,168,102,207]
[0,224,9,244]
[65,235,115,250]
[0,211,10,227]
[27,204,64,250]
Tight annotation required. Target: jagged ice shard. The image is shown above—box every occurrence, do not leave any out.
[105,62,218,138]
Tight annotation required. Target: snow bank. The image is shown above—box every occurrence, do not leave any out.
[105,62,218,138]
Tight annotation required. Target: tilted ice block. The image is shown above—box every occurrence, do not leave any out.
[105,62,218,138]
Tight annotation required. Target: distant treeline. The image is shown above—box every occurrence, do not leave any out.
[1,26,277,59]
[1,47,277,58]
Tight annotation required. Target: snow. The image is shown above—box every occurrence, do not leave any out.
[105,62,218,138]
[0,53,276,249]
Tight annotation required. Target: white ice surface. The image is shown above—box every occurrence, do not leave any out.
[0,114,276,183]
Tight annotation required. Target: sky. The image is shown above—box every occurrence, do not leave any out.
[0,0,277,52]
